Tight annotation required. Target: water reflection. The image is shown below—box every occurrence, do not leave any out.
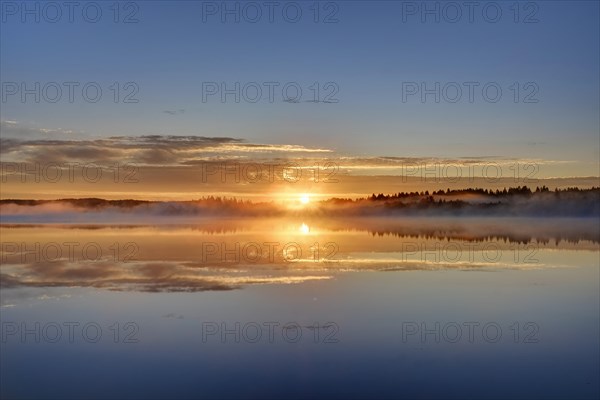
[1,218,598,299]
[1,218,599,399]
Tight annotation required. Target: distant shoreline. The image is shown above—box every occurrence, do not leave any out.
[1,187,599,219]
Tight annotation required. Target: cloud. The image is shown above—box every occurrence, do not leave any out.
[0,132,592,200]
[163,109,185,115]
[1,120,82,139]
[162,313,184,319]
[0,125,572,174]
[0,135,332,165]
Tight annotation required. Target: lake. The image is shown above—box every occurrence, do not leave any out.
[1,218,598,399]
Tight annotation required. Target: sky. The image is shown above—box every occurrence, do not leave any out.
[1,0,599,199]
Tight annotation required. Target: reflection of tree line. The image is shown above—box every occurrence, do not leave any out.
[363,231,600,245]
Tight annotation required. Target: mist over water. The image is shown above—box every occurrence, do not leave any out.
[2,187,600,223]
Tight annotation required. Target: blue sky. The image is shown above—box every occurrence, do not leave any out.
[1,0,599,176]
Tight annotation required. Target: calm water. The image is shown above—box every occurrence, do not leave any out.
[1,218,599,399]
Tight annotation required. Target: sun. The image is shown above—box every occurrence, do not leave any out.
[299,194,311,205]
[299,223,310,234]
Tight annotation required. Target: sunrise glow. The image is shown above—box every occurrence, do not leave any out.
[300,194,311,205]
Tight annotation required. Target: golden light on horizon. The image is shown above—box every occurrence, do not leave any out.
[300,194,311,205]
